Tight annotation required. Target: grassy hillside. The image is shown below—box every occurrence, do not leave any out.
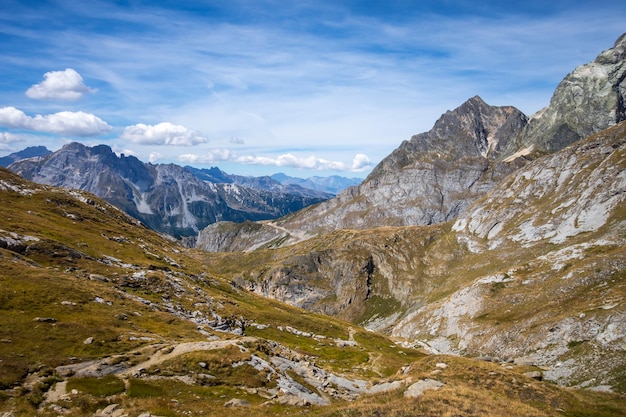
[1,167,625,416]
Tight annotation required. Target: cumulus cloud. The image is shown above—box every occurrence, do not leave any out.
[0,106,111,137]
[179,149,372,172]
[26,68,96,101]
[120,122,207,146]
[351,153,371,171]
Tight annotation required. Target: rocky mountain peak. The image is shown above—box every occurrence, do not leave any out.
[367,96,527,179]
[516,32,626,155]
[408,96,523,156]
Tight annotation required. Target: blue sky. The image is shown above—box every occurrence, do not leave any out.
[0,1,624,178]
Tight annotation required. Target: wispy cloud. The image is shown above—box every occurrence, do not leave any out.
[0,0,625,176]
[179,149,372,172]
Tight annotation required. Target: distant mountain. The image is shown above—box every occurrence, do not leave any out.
[198,96,530,251]
[0,145,51,167]
[197,33,626,253]
[271,173,362,195]
[185,166,333,199]
[8,143,329,238]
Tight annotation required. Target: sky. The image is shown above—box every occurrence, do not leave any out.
[0,1,625,178]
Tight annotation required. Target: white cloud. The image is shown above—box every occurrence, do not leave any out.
[26,68,96,101]
[120,122,207,146]
[0,131,26,151]
[351,153,371,171]
[0,106,111,137]
[229,136,245,145]
[149,152,163,163]
[179,149,371,172]
[0,131,22,144]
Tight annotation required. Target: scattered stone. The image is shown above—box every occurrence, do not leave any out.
[93,403,128,417]
[33,317,57,323]
[84,337,94,345]
[198,361,207,368]
[47,404,70,415]
[435,362,448,369]
[273,394,310,406]
[61,301,77,306]
[404,379,445,398]
[89,274,109,282]
[523,371,543,381]
[513,357,535,366]
[224,398,250,407]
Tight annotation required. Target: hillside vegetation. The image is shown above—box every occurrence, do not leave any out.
[1,168,625,416]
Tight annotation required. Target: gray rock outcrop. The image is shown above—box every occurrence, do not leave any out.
[512,32,626,155]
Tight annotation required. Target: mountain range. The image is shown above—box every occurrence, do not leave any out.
[3,166,624,416]
[7,144,355,239]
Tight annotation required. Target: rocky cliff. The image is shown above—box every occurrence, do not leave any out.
[197,34,626,253]
[511,32,626,156]
[9,143,328,238]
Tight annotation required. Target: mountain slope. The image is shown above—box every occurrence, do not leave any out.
[197,33,626,253]
[3,168,622,416]
[185,166,334,199]
[8,143,328,238]
[206,121,626,393]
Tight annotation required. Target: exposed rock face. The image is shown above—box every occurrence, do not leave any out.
[216,121,626,390]
[391,121,626,389]
[8,143,328,238]
[511,33,626,155]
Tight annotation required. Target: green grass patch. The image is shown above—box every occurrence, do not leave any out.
[127,378,165,398]
[67,374,125,397]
